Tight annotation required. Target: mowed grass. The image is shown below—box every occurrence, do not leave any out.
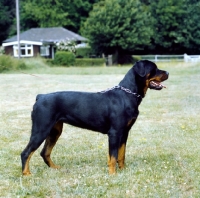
[0,61,200,197]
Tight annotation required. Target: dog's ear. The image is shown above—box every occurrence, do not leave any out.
[133,61,146,77]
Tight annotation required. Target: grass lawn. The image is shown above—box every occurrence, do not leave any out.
[0,61,200,197]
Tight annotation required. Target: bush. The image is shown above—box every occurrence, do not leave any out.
[53,51,75,66]
[46,59,54,66]
[74,58,105,67]
[0,55,27,73]
[75,47,92,58]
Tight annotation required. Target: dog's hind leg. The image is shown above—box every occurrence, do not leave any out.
[21,150,34,176]
[21,130,50,175]
[40,121,63,169]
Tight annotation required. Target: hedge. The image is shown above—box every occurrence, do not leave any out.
[74,58,105,67]
[75,47,92,58]
[53,51,75,66]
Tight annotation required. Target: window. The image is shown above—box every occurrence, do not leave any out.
[13,44,33,57]
[40,45,50,56]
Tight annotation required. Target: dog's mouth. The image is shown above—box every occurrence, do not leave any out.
[149,80,166,90]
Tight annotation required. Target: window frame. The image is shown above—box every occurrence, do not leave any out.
[40,45,50,56]
[13,44,33,57]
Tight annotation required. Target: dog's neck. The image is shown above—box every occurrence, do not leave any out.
[119,68,145,98]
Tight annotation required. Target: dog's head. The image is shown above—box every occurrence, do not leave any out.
[133,60,169,95]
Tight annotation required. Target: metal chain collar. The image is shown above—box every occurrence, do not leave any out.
[99,85,142,98]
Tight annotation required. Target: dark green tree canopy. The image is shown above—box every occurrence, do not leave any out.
[149,0,188,53]
[147,0,200,54]
[0,0,15,44]
[1,0,200,54]
[82,0,154,59]
[20,0,99,33]
[183,0,200,53]
[21,0,69,28]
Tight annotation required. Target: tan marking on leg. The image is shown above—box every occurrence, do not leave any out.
[42,138,61,169]
[54,121,63,132]
[118,144,126,169]
[41,121,63,169]
[108,155,117,174]
[22,152,34,176]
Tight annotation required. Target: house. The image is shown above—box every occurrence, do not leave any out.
[2,27,87,59]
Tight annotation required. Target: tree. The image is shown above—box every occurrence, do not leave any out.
[182,0,200,54]
[21,0,100,33]
[82,0,153,64]
[21,0,69,28]
[63,0,100,32]
[148,0,200,54]
[0,0,15,44]
[148,0,189,54]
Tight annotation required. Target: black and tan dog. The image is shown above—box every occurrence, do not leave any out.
[21,60,168,175]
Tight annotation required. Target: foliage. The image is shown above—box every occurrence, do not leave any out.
[1,0,200,54]
[0,55,27,73]
[20,0,100,32]
[75,47,92,58]
[53,51,75,66]
[75,58,105,66]
[0,0,15,44]
[51,56,105,67]
[182,0,200,54]
[149,0,188,53]
[82,0,153,64]
[21,0,69,28]
[144,0,200,54]
[56,40,76,53]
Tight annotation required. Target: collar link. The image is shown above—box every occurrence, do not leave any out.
[99,86,142,99]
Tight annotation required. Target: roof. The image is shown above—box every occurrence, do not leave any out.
[3,27,87,45]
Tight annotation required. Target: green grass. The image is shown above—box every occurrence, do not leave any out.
[0,61,200,197]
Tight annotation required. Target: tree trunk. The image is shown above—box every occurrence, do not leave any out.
[113,48,119,65]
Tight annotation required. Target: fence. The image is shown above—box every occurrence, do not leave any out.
[134,54,200,62]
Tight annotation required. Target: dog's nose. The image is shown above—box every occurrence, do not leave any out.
[164,71,169,79]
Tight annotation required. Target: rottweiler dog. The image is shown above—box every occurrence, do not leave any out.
[21,60,169,175]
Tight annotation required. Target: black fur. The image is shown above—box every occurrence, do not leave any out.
[21,60,169,175]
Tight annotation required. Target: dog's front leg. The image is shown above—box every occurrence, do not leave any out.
[118,130,129,170]
[107,132,120,174]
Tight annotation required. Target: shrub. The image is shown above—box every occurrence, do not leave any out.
[0,55,27,73]
[75,47,92,58]
[74,58,105,67]
[46,59,54,66]
[53,51,75,66]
